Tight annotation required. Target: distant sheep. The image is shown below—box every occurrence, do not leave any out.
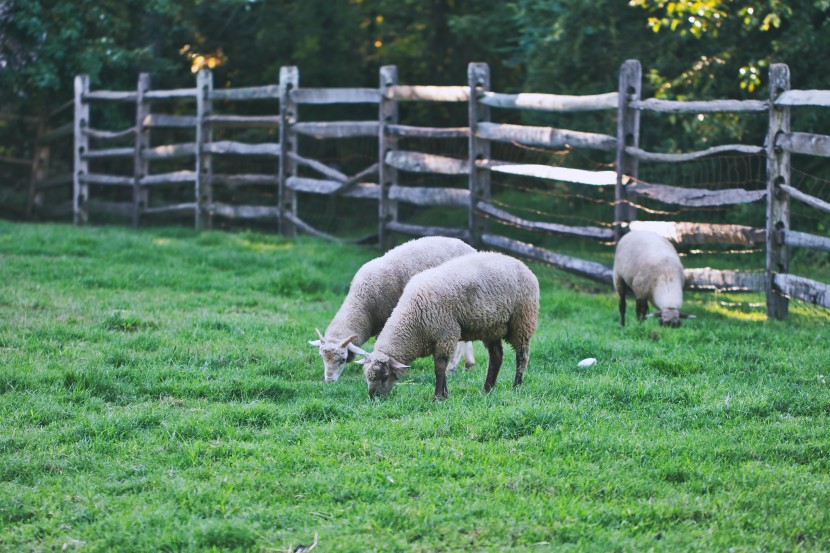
[309,236,476,382]
[613,230,694,328]
[353,251,539,399]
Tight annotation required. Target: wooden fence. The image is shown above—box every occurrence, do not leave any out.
[16,60,830,319]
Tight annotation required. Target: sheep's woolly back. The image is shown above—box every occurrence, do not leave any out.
[613,230,684,310]
[374,251,540,363]
[324,236,476,344]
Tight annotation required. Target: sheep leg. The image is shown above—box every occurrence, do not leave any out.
[618,291,627,327]
[636,299,648,322]
[433,356,449,399]
[483,340,504,393]
[513,344,529,388]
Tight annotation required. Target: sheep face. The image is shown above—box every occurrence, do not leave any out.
[356,353,410,397]
[308,332,359,383]
[647,308,695,328]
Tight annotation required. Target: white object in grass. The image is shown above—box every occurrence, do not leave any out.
[577,358,597,368]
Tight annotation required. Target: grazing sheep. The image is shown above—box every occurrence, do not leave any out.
[353,251,539,399]
[309,236,476,382]
[613,230,695,328]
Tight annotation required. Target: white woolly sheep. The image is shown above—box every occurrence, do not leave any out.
[613,230,695,328]
[309,236,476,382]
[352,251,540,399]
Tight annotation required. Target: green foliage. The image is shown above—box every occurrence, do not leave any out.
[1,221,829,550]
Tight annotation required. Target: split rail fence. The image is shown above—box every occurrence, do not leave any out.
[16,60,830,319]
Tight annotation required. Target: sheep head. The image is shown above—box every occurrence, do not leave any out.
[647,309,695,328]
[308,329,363,382]
[355,352,410,397]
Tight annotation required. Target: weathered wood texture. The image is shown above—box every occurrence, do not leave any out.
[388,185,470,207]
[294,121,378,138]
[386,124,468,138]
[210,86,280,101]
[144,114,197,128]
[477,122,616,152]
[203,141,280,156]
[386,221,470,241]
[469,62,492,247]
[779,184,830,214]
[774,89,830,107]
[385,150,469,175]
[82,147,134,159]
[480,91,618,111]
[28,118,51,216]
[774,273,830,308]
[286,177,380,199]
[481,234,614,285]
[488,163,618,186]
[142,202,197,215]
[782,229,830,253]
[631,98,768,113]
[477,201,614,240]
[615,60,641,236]
[144,88,197,100]
[386,85,469,102]
[766,63,791,319]
[73,75,90,223]
[379,65,400,249]
[84,127,136,140]
[291,88,380,104]
[278,66,299,236]
[132,73,151,227]
[140,171,197,186]
[83,91,137,102]
[626,144,764,162]
[204,115,279,128]
[80,173,134,186]
[196,69,213,229]
[628,220,765,245]
[683,269,766,292]
[627,180,765,207]
[775,131,830,157]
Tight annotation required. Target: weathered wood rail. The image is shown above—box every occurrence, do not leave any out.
[17,60,829,319]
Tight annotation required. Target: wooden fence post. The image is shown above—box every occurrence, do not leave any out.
[196,69,214,230]
[278,66,299,237]
[615,59,642,240]
[28,116,50,217]
[468,62,491,248]
[766,63,791,320]
[379,65,399,250]
[133,73,151,228]
[73,75,90,224]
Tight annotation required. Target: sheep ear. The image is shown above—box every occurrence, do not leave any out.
[347,342,369,356]
[679,312,696,319]
[354,357,369,365]
[338,334,359,348]
[646,311,661,318]
[308,339,322,347]
[389,357,410,371]
[315,328,325,343]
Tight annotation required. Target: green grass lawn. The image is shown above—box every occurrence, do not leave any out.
[1,221,829,552]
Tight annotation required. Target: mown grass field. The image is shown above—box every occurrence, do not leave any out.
[1,221,829,552]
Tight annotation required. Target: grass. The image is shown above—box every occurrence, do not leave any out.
[1,220,829,552]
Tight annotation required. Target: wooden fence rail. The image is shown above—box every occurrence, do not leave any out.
[12,60,828,320]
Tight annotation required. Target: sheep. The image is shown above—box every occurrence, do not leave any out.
[309,236,477,382]
[613,230,695,328]
[351,251,540,399]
